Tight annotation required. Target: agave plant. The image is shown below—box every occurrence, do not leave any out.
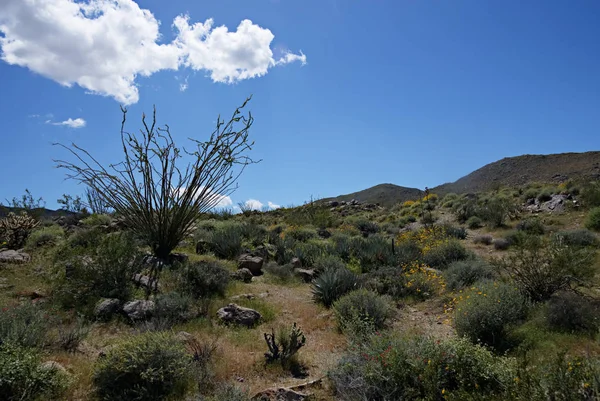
[311,267,358,307]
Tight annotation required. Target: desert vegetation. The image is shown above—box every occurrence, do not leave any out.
[1,105,600,400]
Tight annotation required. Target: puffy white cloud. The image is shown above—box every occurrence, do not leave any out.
[267,201,281,210]
[0,0,306,104]
[175,186,232,209]
[47,117,86,128]
[243,199,264,211]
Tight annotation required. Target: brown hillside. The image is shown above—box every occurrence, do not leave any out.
[321,183,422,208]
[432,151,600,195]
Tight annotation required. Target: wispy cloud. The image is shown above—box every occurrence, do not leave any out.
[0,0,306,105]
[268,201,281,210]
[46,118,86,129]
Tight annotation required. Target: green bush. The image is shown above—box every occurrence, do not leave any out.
[179,260,230,299]
[329,334,517,400]
[349,234,396,272]
[537,189,553,202]
[53,232,143,312]
[422,239,469,269]
[292,239,327,267]
[467,216,483,229]
[585,207,600,231]
[25,225,65,249]
[545,292,600,335]
[473,234,493,245]
[554,229,598,247]
[93,332,192,401]
[444,260,495,291]
[312,254,346,274]
[81,214,112,227]
[284,226,316,242]
[493,238,511,250]
[145,292,195,331]
[0,342,68,401]
[333,289,394,336]
[516,217,545,235]
[494,235,596,301]
[454,282,529,350]
[208,223,243,259]
[478,196,516,228]
[0,302,50,348]
[364,266,441,301]
[56,316,90,352]
[311,267,358,307]
[198,383,251,401]
[352,218,380,235]
[580,181,600,207]
[443,224,467,239]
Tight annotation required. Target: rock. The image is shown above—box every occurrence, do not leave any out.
[290,257,302,269]
[328,201,339,207]
[216,303,262,327]
[94,298,122,320]
[132,274,159,291]
[231,268,253,283]
[252,245,269,260]
[238,254,264,276]
[195,240,211,254]
[123,300,155,320]
[0,249,31,264]
[252,388,309,401]
[541,194,568,213]
[169,252,188,265]
[294,268,315,283]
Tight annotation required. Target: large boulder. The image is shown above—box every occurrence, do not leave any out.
[238,254,264,276]
[252,388,309,401]
[541,194,568,213]
[94,298,122,320]
[0,249,30,264]
[294,268,315,283]
[132,274,159,292]
[123,300,155,320]
[216,303,261,327]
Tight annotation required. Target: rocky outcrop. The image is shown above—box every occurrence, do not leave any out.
[123,300,155,320]
[94,298,122,320]
[0,249,31,264]
[216,303,262,327]
[231,268,253,283]
[238,254,264,276]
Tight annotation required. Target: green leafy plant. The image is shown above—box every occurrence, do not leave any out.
[545,292,600,335]
[92,332,192,401]
[516,217,545,235]
[554,229,598,248]
[263,322,306,369]
[444,259,495,291]
[25,225,65,249]
[422,239,469,269]
[585,207,600,231]
[333,289,394,336]
[467,216,483,229]
[311,267,358,307]
[179,260,230,299]
[0,302,50,348]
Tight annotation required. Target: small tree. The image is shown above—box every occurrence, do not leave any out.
[57,194,84,213]
[84,187,112,215]
[54,97,259,262]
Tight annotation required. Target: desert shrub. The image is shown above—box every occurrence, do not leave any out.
[198,383,251,401]
[365,264,444,301]
[494,235,596,302]
[93,332,192,401]
[422,239,469,269]
[493,238,511,250]
[329,233,352,261]
[443,224,467,240]
[537,189,553,202]
[466,216,483,229]
[580,181,600,207]
[516,217,545,235]
[264,322,306,370]
[53,231,143,312]
[478,196,516,228]
[504,230,528,247]
[352,218,380,235]
[0,212,40,249]
[312,254,346,274]
[545,292,600,335]
[329,334,517,401]
[444,260,495,291]
[179,260,230,299]
[333,289,394,335]
[145,292,195,331]
[350,234,396,272]
[453,282,529,350]
[311,267,358,307]
[554,229,598,247]
[56,316,90,352]
[239,223,267,247]
[263,262,295,282]
[64,227,103,249]
[0,302,50,348]
[208,223,244,259]
[585,207,600,231]
[25,225,65,249]
[473,234,493,245]
[523,188,540,200]
[283,226,316,242]
[292,239,327,267]
[81,213,112,227]
[452,197,479,223]
[0,342,68,401]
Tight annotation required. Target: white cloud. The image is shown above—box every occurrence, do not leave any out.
[47,117,86,128]
[267,201,281,210]
[0,0,306,105]
[174,186,232,209]
[243,199,264,211]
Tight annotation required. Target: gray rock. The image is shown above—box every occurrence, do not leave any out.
[132,274,159,291]
[123,300,155,320]
[328,201,339,207]
[541,194,568,213]
[238,254,264,276]
[216,303,261,327]
[0,249,31,264]
[294,268,315,283]
[94,298,122,320]
[290,257,302,269]
[231,268,253,283]
[252,388,308,401]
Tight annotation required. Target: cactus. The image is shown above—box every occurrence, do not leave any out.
[264,322,306,366]
[0,212,40,249]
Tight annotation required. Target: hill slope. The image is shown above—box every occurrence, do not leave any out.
[321,183,422,208]
[432,151,600,195]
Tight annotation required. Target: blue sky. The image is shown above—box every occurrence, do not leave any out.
[1,0,599,210]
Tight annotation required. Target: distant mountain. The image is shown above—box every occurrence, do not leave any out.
[432,151,600,195]
[0,205,74,219]
[321,183,422,208]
